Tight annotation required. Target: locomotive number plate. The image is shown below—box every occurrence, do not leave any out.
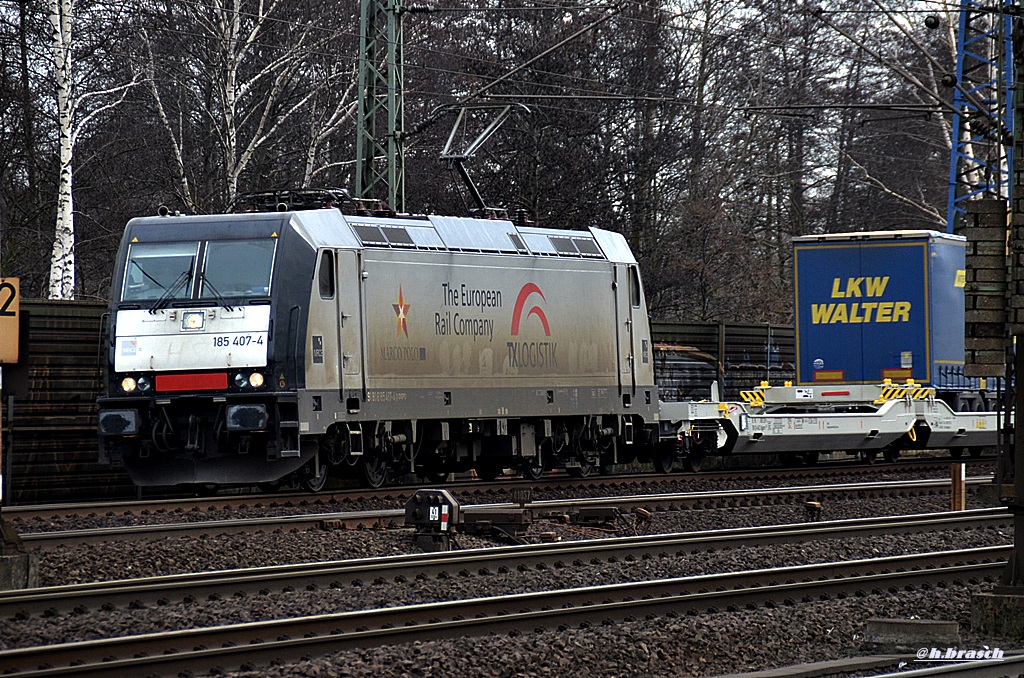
[212,334,265,348]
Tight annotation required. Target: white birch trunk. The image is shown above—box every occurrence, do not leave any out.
[220,0,241,205]
[48,0,75,300]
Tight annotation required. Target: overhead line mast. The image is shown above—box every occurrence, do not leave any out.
[354,3,620,214]
[356,0,405,212]
[946,0,1014,232]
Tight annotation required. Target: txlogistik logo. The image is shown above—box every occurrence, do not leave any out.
[507,282,556,370]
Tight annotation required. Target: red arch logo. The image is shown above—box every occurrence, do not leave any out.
[511,283,550,336]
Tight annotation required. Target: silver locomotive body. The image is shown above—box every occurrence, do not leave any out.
[98,207,658,489]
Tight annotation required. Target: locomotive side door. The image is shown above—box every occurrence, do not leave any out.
[613,263,636,398]
[335,249,365,395]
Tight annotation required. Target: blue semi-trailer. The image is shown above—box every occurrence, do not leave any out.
[792,230,992,411]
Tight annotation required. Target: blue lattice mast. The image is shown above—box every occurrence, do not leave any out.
[946,0,1014,234]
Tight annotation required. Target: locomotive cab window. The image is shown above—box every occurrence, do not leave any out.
[122,239,276,303]
[630,266,641,307]
[318,250,335,299]
[200,239,276,299]
[122,242,199,301]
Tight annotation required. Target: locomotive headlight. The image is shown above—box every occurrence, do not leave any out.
[233,372,265,389]
[121,377,137,393]
[137,376,152,392]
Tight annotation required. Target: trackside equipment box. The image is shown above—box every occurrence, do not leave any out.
[793,230,966,387]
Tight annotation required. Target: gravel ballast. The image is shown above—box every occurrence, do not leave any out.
[2,489,1017,677]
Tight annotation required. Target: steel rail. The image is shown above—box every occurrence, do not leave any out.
[867,654,1024,676]
[0,546,1008,677]
[13,476,996,549]
[4,458,993,521]
[0,508,1009,619]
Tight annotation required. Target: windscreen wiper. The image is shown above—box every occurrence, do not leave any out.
[200,273,235,312]
[150,263,193,313]
[129,260,166,291]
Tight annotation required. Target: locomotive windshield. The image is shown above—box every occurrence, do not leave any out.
[122,242,198,301]
[121,238,276,302]
[200,240,276,299]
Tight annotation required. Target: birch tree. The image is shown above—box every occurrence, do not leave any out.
[47,0,138,299]
[144,0,357,210]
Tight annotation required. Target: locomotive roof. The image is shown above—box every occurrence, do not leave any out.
[127,209,637,265]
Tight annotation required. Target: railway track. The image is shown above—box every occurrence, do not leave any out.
[0,545,1007,677]
[11,476,996,549]
[0,508,1009,619]
[870,655,1024,677]
[4,458,994,522]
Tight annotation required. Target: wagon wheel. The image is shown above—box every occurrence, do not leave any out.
[567,455,595,478]
[520,445,547,480]
[193,484,219,497]
[360,453,389,488]
[301,454,330,492]
[652,441,675,474]
[683,430,713,472]
[682,450,704,473]
[421,467,451,483]
[476,461,502,481]
[779,453,801,468]
[419,443,456,483]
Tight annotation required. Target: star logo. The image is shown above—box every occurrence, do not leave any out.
[393,286,410,337]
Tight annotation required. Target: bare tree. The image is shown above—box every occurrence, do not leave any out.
[46,0,139,299]
[143,0,357,211]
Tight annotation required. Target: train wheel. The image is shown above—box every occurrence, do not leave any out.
[360,454,389,488]
[477,462,501,481]
[652,442,674,474]
[682,450,705,472]
[969,447,984,459]
[684,430,712,472]
[950,447,964,459]
[193,484,219,497]
[860,450,877,464]
[521,450,546,480]
[883,446,900,463]
[257,481,282,493]
[420,466,451,483]
[567,458,595,478]
[301,455,330,492]
[803,451,820,466]
[779,453,800,467]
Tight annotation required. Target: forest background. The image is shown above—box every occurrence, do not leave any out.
[0,0,962,322]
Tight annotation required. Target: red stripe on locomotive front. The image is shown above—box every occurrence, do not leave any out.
[155,373,229,392]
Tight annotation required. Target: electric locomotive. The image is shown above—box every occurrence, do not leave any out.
[97,191,660,489]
